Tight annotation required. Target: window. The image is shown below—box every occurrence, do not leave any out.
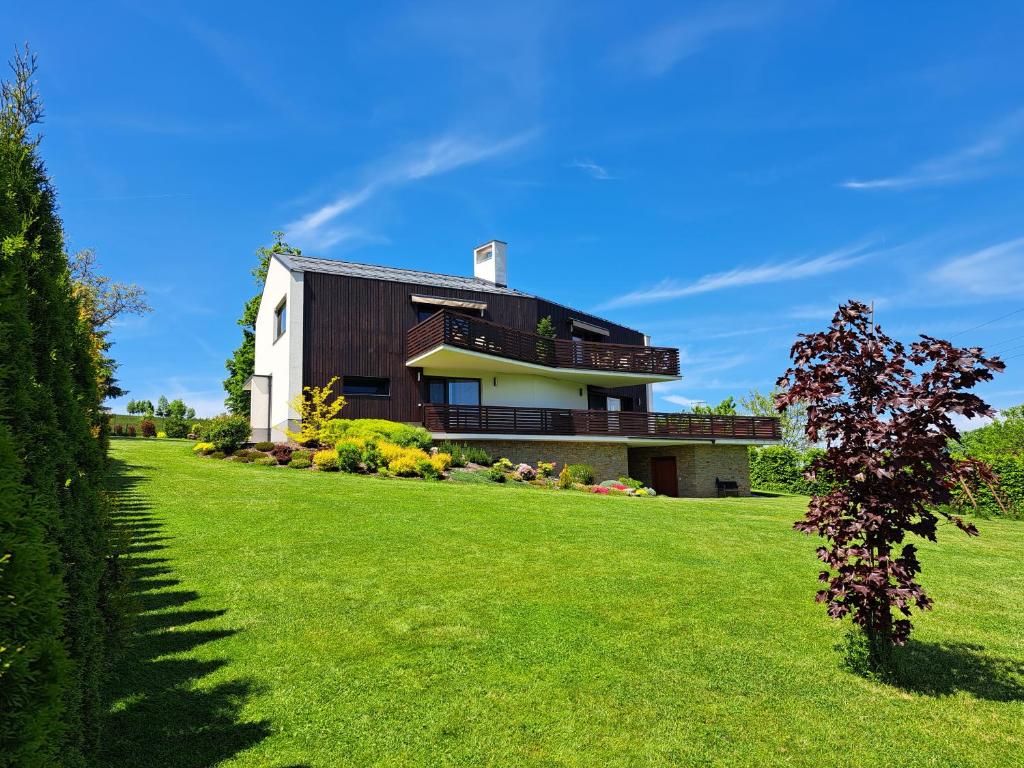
[424,377,480,406]
[274,298,287,341]
[342,376,390,397]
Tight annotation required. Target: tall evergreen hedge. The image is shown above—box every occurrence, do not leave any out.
[0,49,118,767]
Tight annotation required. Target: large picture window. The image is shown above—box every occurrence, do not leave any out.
[424,376,480,406]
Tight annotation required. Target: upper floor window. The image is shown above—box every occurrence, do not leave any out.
[274,298,287,341]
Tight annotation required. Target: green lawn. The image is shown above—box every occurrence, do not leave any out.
[103,439,1024,767]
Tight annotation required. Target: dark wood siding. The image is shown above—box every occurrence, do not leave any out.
[302,272,652,422]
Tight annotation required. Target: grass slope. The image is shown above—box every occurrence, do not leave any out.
[103,439,1024,767]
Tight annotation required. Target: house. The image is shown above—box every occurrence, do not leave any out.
[245,241,781,496]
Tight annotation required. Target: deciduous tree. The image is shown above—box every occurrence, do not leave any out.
[777,301,1003,666]
[741,387,810,451]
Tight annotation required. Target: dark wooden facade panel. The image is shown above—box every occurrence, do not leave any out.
[303,271,654,423]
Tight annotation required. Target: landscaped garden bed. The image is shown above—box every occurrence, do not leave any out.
[190,415,659,497]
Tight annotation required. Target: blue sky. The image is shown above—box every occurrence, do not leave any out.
[11,2,1024,418]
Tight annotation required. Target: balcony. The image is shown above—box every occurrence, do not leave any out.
[422,404,781,442]
[406,310,681,386]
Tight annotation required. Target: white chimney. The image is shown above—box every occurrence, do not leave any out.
[473,240,507,287]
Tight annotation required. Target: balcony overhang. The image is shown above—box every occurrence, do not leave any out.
[406,344,681,386]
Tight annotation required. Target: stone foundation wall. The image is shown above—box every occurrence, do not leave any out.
[627,444,751,497]
[457,440,629,481]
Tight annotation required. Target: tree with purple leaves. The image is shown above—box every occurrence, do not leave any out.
[776,301,1004,669]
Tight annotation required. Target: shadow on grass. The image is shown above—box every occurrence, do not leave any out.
[99,457,272,767]
[889,640,1024,702]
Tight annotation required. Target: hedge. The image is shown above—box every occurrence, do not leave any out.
[749,446,833,496]
[0,423,67,767]
[0,53,122,766]
[952,454,1024,519]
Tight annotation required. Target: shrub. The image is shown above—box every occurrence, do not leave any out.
[192,442,216,455]
[254,441,275,451]
[200,415,251,454]
[557,465,572,489]
[232,449,256,463]
[335,441,362,473]
[156,430,167,439]
[270,444,293,465]
[163,414,191,438]
[749,445,803,492]
[125,424,136,437]
[565,463,595,485]
[313,448,340,471]
[112,423,124,436]
[209,451,226,460]
[435,440,494,467]
[487,465,507,483]
[437,441,467,467]
[418,458,441,480]
[748,446,834,495]
[389,454,422,476]
[323,418,432,450]
[493,457,514,473]
[514,463,536,481]
[430,452,453,474]
[139,418,157,437]
[592,486,610,495]
[360,441,383,472]
[289,456,312,469]
[618,476,643,490]
[254,455,277,466]
[537,461,556,478]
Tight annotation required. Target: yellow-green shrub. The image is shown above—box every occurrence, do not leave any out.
[192,442,215,455]
[312,448,340,471]
[389,454,421,476]
[429,452,452,473]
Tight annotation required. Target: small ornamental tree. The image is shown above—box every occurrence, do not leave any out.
[776,301,1004,665]
[285,376,347,445]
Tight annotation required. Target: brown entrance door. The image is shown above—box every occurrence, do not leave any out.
[650,457,678,497]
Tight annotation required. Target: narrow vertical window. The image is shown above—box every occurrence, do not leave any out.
[274,298,287,341]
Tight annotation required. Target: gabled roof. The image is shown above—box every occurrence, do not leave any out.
[274,252,531,298]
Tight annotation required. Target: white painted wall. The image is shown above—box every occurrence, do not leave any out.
[253,256,304,441]
[421,367,588,409]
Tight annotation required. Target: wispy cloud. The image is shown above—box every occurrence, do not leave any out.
[567,158,612,180]
[840,109,1024,191]
[611,3,775,77]
[286,130,538,251]
[596,242,873,310]
[931,236,1024,296]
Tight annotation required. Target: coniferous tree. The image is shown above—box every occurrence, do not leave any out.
[0,46,118,766]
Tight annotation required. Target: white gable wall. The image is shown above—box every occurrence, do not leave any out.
[253,256,304,441]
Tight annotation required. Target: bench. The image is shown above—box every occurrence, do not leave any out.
[716,477,740,497]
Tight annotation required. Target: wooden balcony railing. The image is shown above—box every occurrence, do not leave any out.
[422,404,781,441]
[406,310,680,377]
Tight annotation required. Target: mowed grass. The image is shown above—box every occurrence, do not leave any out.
[103,439,1024,768]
